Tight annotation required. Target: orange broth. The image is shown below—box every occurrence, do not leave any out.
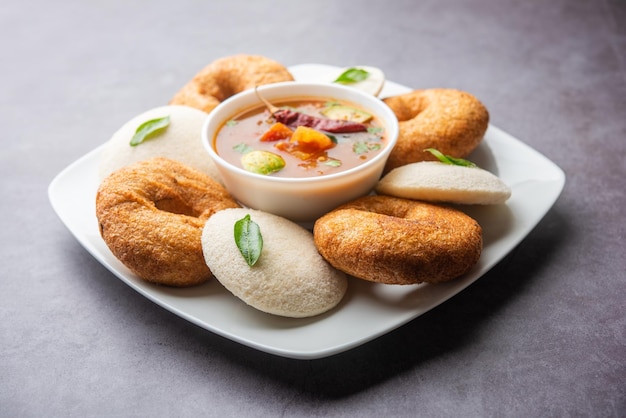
[213,98,387,178]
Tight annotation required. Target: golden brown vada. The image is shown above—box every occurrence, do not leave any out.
[96,157,240,287]
[313,195,482,285]
[170,54,295,113]
[382,89,489,172]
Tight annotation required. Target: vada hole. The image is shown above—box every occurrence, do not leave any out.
[154,198,198,217]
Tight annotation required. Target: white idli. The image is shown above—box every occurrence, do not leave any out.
[376,161,511,205]
[98,105,222,184]
[201,208,347,318]
[333,66,385,96]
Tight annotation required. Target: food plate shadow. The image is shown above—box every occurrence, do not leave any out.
[150,280,224,299]
[216,210,569,398]
[460,203,515,246]
[232,291,354,330]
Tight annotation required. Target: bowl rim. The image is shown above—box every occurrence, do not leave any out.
[201,81,399,184]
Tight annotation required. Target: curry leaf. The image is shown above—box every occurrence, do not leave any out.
[334,68,370,84]
[130,115,170,146]
[234,214,263,266]
[424,148,477,167]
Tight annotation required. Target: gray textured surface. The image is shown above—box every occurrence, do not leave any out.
[2,0,625,416]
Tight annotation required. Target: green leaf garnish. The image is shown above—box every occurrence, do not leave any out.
[424,148,477,167]
[130,115,170,146]
[323,159,342,167]
[233,143,254,154]
[226,120,238,127]
[234,214,263,267]
[353,142,367,154]
[334,68,370,84]
[353,142,382,155]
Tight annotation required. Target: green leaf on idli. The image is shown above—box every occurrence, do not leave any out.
[334,68,370,84]
[234,214,263,266]
[130,115,170,146]
[424,148,476,167]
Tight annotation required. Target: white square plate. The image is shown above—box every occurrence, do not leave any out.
[48,64,565,359]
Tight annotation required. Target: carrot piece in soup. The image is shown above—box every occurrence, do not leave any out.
[260,122,293,142]
[290,126,334,153]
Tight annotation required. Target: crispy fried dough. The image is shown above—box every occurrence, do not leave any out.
[382,89,489,172]
[170,54,294,113]
[313,195,482,285]
[96,157,239,287]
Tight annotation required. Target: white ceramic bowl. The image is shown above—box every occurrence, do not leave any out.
[202,81,399,223]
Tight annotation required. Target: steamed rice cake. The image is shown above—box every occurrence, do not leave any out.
[98,105,222,184]
[201,208,348,318]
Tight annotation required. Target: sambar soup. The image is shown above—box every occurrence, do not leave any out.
[213,98,388,178]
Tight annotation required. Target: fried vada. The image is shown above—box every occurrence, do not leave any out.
[170,54,295,113]
[96,157,240,287]
[313,195,482,285]
[382,89,489,172]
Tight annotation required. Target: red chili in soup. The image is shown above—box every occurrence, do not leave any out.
[214,98,387,178]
